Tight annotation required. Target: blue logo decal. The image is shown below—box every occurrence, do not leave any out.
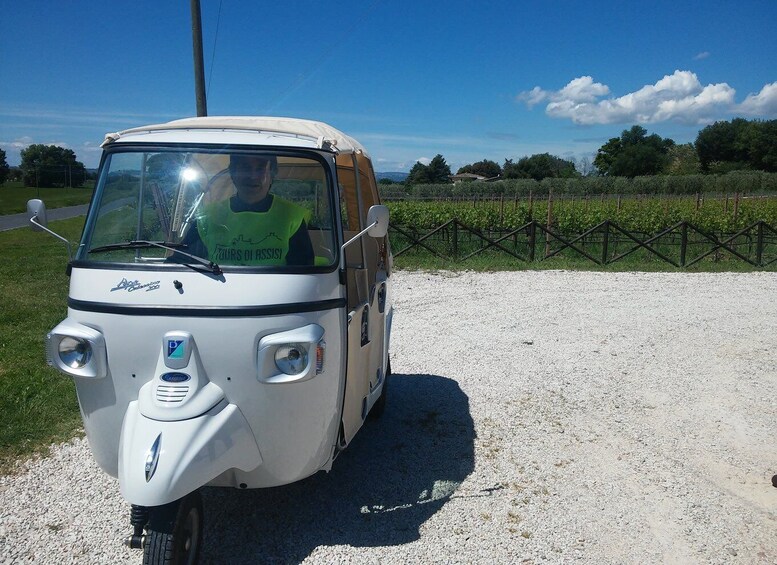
[167,340,184,359]
[161,372,191,383]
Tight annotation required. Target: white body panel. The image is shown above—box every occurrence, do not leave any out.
[119,400,262,506]
[67,267,349,493]
[68,268,342,307]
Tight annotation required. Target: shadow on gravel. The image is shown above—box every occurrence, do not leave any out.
[199,373,475,563]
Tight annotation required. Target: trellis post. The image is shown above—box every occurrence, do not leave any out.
[601,220,610,265]
[680,222,688,267]
[452,220,459,258]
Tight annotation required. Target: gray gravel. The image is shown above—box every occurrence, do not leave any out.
[1,270,776,564]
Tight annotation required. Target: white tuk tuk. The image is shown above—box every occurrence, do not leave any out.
[28,117,393,564]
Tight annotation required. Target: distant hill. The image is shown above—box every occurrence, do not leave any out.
[376,171,408,182]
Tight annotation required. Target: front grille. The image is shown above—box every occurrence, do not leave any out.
[156,384,189,403]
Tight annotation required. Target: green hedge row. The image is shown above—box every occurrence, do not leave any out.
[379,171,777,199]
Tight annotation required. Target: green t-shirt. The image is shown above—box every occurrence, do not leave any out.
[197,196,311,266]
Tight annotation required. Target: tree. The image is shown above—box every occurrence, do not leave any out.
[695,118,777,173]
[0,149,9,185]
[573,155,596,177]
[594,125,675,177]
[8,167,23,183]
[406,161,432,185]
[406,154,452,184]
[746,120,777,172]
[20,144,86,187]
[666,143,700,175]
[456,159,502,178]
[426,154,452,183]
[502,153,579,181]
[694,119,750,172]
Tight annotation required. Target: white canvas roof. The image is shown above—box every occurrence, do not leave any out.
[102,116,370,157]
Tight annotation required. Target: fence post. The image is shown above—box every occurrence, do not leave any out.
[544,189,553,257]
[734,192,740,223]
[452,221,459,259]
[756,221,764,266]
[528,220,536,262]
[680,222,688,267]
[601,220,610,265]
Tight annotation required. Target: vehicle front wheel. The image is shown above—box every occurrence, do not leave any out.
[143,491,203,565]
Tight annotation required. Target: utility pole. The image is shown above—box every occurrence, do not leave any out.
[190,0,208,116]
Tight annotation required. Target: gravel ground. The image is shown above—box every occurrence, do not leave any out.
[1,270,776,564]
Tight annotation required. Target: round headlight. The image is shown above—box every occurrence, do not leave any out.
[274,344,308,375]
[58,337,92,369]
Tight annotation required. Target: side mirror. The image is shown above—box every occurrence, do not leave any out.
[366,205,389,238]
[339,204,390,270]
[26,198,73,261]
[27,199,48,231]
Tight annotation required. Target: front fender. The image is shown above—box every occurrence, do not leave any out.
[118,399,262,506]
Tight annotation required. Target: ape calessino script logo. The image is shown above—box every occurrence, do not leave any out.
[110,278,160,292]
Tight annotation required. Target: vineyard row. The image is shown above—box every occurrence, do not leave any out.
[385,193,777,235]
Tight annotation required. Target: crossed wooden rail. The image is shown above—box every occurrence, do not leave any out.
[390,220,777,267]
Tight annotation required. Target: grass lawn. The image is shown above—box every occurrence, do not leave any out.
[0,181,94,215]
[0,217,85,472]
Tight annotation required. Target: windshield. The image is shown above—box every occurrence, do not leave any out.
[80,148,337,270]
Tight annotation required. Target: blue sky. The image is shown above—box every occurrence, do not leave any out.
[1,0,776,171]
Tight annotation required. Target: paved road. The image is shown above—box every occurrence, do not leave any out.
[0,204,88,232]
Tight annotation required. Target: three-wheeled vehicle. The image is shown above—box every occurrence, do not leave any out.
[28,117,393,564]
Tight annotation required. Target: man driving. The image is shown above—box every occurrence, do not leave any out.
[185,154,314,266]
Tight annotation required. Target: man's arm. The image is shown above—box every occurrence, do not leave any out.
[168,222,208,263]
[286,222,314,265]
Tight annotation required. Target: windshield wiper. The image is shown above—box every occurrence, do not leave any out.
[88,240,222,275]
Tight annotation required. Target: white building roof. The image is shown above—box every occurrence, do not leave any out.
[102,116,370,157]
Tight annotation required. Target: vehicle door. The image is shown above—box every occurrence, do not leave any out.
[337,153,390,445]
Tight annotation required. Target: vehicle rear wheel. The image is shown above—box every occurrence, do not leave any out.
[143,491,203,565]
[369,357,390,419]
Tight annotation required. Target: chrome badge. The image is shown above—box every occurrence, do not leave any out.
[167,340,185,360]
[144,433,162,482]
[163,331,193,369]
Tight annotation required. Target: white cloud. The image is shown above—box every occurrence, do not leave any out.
[416,157,432,165]
[693,51,710,60]
[517,86,549,108]
[517,77,609,109]
[0,136,105,166]
[0,107,182,127]
[738,82,777,115]
[0,136,34,150]
[558,76,611,103]
[517,70,775,125]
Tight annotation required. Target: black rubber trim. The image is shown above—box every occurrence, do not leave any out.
[68,297,346,317]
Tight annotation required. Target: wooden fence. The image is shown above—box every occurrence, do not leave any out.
[389,220,777,268]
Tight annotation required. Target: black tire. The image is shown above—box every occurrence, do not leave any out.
[369,357,390,419]
[143,491,203,565]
